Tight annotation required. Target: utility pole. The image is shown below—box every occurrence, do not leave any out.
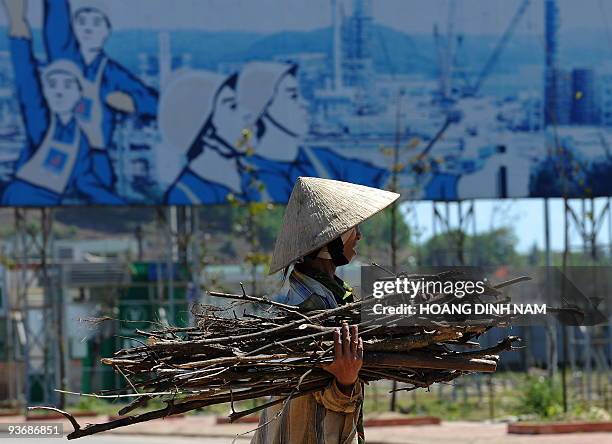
[544,198,558,379]
[389,88,404,412]
[248,204,258,297]
[561,198,569,413]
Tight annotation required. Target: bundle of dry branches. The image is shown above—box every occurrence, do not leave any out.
[32,271,527,439]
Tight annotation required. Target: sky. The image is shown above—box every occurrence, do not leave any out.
[2,0,612,34]
[404,197,612,255]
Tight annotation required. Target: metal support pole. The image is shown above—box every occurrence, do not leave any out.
[3,259,16,404]
[247,204,258,297]
[431,202,438,265]
[176,206,189,269]
[15,210,29,410]
[167,207,176,324]
[188,209,201,325]
[445,202,451,264]
[155,209,164,321]
[585,325,592,402]
[561,199,569,413]
[609,198,612,382]
[135,225,144,261]
[389,89,403,412]
[544,198,557,377]
[457,201,464,265]
[609,197,612,259]
[471,200,477,265]
[544,199,551,266]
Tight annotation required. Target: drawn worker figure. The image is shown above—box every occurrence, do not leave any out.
[237,62,389,203]
[251,177,400,444]
[1,0,124,205]
[160,71,253,205]
[43,0,159,192]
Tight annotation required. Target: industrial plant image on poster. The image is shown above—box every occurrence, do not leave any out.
[0,0,610,206]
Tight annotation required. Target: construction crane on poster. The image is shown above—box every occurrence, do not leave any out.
[434,0,532,101]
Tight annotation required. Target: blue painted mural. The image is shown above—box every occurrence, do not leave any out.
[0,0,612,205]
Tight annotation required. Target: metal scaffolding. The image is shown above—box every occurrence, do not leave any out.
[561,198,612,409]
[431,200,476,266]
[12,208,62,410]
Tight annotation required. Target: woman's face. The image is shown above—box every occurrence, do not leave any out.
[266,73,309,136]
[342,226,362,263]
[212,85,249,148]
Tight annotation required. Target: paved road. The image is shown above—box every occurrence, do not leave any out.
[1,419,611,444]
[0,436,249,444]
[3,430,612,444]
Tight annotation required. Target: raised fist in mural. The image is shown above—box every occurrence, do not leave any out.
[2,0,31,38]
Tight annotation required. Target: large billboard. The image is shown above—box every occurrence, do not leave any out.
[0,0,610,206]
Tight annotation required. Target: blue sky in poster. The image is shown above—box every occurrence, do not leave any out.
[2,0,609,91]
[1,0,611,84]
[1,0,611,34]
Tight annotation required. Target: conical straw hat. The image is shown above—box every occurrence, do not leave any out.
[269,177,400,274]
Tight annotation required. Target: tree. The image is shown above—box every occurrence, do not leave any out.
[527,242,541,266]
[421,227,520,266]
[358,207,412,266]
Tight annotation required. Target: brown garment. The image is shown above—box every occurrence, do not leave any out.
[250,378,363,444]
[250,267,365,443]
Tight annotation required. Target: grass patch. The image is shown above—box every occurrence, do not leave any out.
[63,372,611,422]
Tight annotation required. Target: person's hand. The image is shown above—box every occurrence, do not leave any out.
[3,0,31,39]
[322,322,363,395]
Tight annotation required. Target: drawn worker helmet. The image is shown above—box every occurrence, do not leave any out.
[237,61,296,127]
[158,70,230,158]
[268,177,400,274]
[40,59,85,87]
[71,0,113,22]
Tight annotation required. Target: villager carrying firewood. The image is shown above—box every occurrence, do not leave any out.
[28,177,523,441]
[250,176,400,444]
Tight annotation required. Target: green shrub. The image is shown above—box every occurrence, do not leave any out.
[518,376,563,418]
